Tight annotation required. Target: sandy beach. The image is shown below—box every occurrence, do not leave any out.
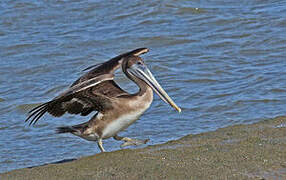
[1,116,285,179]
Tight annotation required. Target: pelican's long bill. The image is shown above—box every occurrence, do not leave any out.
[128,63,181,113]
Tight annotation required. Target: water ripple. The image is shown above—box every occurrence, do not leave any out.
[1,0,286,173]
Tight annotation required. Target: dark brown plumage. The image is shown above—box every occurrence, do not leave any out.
[26,47,180,152]
[25,48,149,125]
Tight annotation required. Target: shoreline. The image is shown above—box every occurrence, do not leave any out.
[1,116,285,179]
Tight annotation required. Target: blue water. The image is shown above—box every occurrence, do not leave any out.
[1,0,286,173]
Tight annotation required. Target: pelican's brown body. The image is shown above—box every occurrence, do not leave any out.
[26,48,180,152]
[71,87,153,142]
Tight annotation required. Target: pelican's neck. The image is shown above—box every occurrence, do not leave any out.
[121,66,149,96]
[130,74,151,96]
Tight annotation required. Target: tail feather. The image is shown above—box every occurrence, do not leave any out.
[56,126,76,134]
[56,121,89,134]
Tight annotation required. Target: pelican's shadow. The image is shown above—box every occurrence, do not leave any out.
[27,158,77,169]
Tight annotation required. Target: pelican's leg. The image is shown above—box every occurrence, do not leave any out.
[113,134,149,148]
[97,138,105,152]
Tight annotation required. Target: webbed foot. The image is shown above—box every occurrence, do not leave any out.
[113,135,149,148]
[120,138,150,147]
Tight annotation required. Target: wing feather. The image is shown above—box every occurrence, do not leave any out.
[71,47,149,86]
[25,48,149,125]
[25,75,116,125]
[55,74,114,99]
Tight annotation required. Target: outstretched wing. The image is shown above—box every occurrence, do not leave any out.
[71,47,149,86]
[26,74,120,125]
[25,48,149,125]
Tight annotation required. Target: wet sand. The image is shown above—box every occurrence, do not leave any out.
[1,116,285,179]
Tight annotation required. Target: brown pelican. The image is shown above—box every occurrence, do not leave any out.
[26,48,181,152]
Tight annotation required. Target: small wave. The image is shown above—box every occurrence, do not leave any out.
[235,99,280,105]
[43,85,67,96]
[176,7,206,15]
[16,103,43,113]
[182,78,217,83]
[270,88,286,93]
